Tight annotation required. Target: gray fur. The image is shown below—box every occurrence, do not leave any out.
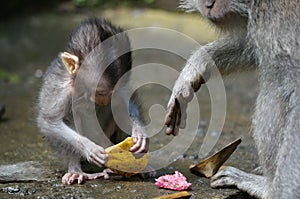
[179,0,198,12]
[37,18,149,184]
[168,0,300,198]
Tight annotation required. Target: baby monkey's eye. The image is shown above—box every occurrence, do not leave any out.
[96,91,108,96]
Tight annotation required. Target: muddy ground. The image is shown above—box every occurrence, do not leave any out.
[0,7,258,199]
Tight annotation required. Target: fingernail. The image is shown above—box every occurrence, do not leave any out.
[166,127,172,134]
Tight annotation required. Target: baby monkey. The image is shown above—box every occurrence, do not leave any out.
[37,18,148,185]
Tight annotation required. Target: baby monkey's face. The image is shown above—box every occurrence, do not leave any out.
[90,83,113,107]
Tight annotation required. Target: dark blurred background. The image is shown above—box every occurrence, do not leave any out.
[0,0,177,19]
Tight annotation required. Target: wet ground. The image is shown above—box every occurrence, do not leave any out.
[0,7,258,198]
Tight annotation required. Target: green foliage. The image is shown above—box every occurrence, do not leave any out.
[143,0,156,4]
[73,0,100,7]
[72,0,156,7]
[0,70,20,84]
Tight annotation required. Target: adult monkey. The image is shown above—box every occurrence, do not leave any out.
[165,0,300,198]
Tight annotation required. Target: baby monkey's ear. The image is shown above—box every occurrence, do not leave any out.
[60,52,80,75]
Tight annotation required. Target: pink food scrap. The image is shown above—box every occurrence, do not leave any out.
[155,171,192,191]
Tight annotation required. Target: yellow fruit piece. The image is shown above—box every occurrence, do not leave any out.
[105,137,149,177]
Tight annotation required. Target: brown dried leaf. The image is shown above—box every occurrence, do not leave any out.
[152,191,192,199]
[190,138,242,178]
